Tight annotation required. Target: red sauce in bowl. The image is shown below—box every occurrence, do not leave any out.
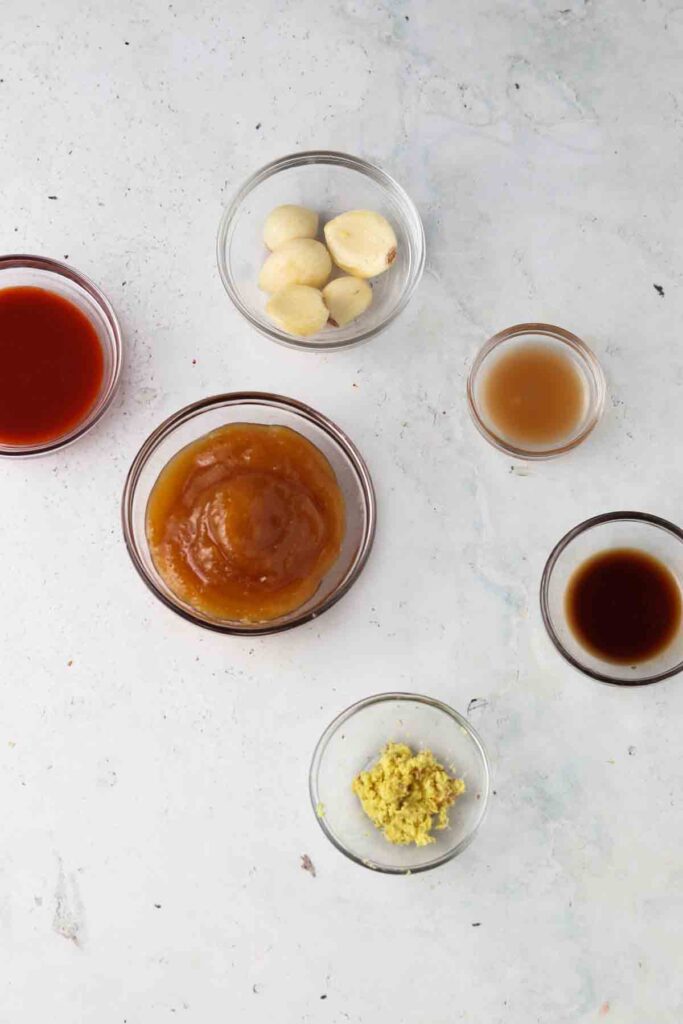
[0,285,104,446]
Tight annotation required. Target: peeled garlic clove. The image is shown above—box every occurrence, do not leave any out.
[258,238,332,292]
[324,210,397,278]
[263,204,319,251]
[266,285,329,336]
[322,276,373,327]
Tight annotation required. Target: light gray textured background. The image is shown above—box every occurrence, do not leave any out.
[2,1,683,1021]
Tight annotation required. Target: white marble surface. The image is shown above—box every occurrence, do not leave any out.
[2,1,683,1021]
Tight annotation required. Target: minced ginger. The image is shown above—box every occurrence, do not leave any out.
[352,742,466,846]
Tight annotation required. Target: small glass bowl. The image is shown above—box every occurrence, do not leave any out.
[121,392,376,635]
[216,151,425,351]
[0,254,122,458]
[467,323,606,460]
[541,511,683,685]
[310,693,490,874]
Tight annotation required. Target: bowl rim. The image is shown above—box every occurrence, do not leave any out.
[467,322,606,460]
[0,253,122,458]
[309,691,491,875]
[216,149,426,352]
[540,510,683,685]
[121,391,377,636]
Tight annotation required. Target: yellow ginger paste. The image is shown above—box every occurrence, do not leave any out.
[352,742,466,846]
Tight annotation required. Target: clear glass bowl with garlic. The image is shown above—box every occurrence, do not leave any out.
[217,151,425,351]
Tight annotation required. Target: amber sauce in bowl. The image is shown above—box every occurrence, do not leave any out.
[146,423,346,622]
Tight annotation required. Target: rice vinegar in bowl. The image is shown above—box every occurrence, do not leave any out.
[467,323,606,460]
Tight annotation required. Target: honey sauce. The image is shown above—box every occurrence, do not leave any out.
[146,423,345,622]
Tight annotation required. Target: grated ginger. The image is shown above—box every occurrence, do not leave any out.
[352,742,465,846]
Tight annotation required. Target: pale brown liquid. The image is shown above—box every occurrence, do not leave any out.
[481,342,586,447]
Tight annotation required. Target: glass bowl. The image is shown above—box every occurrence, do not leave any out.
[467,323,606,460]
[216,151,425,351]
[541,511,683,684]
[310,693,490,874]
[121,392,376,635]
[0,254,122,457]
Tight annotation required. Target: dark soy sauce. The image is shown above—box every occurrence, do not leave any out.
[566,548,682,664]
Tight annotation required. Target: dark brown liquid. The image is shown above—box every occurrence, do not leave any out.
[482,342,585,447]
[566,548,682,664]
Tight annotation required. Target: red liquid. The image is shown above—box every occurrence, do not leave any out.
[0,286,104,445]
